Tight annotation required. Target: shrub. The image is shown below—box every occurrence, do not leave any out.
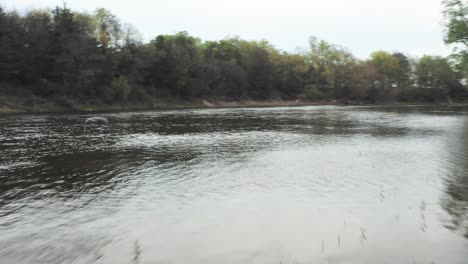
[111,76,131,102]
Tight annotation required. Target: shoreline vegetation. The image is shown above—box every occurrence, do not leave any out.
[0,95,331,114]
[1,1,467,114]
[0,95,463,115]
[0,96,343,114]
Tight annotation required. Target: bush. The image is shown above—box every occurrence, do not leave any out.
[54,96,79,110]
[397,87,420,102]
[303,85,324,100]
[111,76,131,102]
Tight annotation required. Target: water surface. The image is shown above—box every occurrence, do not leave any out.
[1,105,468,264]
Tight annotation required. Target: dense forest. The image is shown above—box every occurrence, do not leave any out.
[0,0,467,109]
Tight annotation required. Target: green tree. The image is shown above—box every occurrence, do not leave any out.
[246,43,275,99]
[148,32,203,99]
[306,37,355,99]
[270,52,310,99]
[443,0,468,46]
[369,51,400,88]
[332,61,375,101]
[1,4,467,107]
[392,52,413,88]
[443,0,468,76]
[93,8,122,49]
[111,76,131,101]
[416,55,463,101]
[0,8,24,85]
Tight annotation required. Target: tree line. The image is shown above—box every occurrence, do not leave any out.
[0,2,467,105]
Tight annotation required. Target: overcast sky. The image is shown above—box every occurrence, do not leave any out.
[3,0,451,58]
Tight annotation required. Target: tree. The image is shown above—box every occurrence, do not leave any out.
[148,32,203,99]
[0,8,24,85]
[392,52,413,88]
[369,51,400,89]
[415,55,463,101]
[270,52,310,99]
[443,0,468,47]
[121,23,142,48]
[93,8,122,49]
[306,37,355,99]
[246,43,275,99]
[0,4,466,107]
[443,0,468,76]
[110,75,131,101]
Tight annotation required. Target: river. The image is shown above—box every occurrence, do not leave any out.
[1,105,467,264]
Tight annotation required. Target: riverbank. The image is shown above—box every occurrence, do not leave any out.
[0,95,345,114]
[0,95,463,114]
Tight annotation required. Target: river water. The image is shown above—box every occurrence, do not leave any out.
[0,105,468,264]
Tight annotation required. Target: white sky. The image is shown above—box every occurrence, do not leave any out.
[3,0,452,58]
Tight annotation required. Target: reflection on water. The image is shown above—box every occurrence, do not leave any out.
[1,105,468,264]
[441,118,468,239]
